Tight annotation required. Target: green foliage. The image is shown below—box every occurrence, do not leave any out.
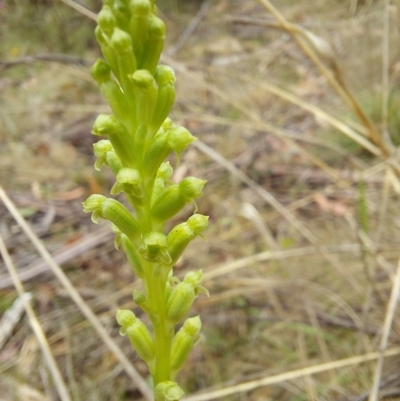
[84,1,208,399]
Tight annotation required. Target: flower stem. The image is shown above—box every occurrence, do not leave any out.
[146,262,173,385]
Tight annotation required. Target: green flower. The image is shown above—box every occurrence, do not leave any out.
[166,271,208,324]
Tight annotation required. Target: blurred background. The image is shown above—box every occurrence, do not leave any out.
[1,0,400,400]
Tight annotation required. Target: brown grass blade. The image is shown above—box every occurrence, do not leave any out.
[368,257,400,401]
[184,347,400,401]
[0,235,72,401]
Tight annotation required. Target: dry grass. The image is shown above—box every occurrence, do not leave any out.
[1,0,400,400]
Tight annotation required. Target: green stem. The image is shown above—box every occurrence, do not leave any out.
[145,263,173,385]
[139,186,173,387]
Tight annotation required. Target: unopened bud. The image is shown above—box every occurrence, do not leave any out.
[166,270,207,324]
[133,290,150,311]
[129,0,152,63]
[98,5,116,35]
[157,162,173,182]
[142,130,170,178]
[150,184,184,224]
[130,0,151,16]
[116,309,155,363]
[138,232,172,265]
[178,177,206,202]
[99,80,131,128]
[112,0,130,32]
[93,139,114,171]
[94,26,121,81]
[82,195,140,241]
[91,59,111,84]
[110,27,133,53]
[151,65,176,131]
[131,69,157,128]
[119,233,143,277]
[166,127,196,163]
[92,115,135,167]
[151,178,205,224]
[111,168,142,199]
[151,162,173,206]
[141,15,166,75]
[171,316,201,374]
[93,114,125,137]
[105,149,123,175]
[167,214,208,265]
[154,381,184,401]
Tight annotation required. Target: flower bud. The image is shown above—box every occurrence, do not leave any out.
[112,0,130,32]
[93,139,113,171]
[116,308,135,328]
[179,177,206,202]
[157,161,173,182]
[92,114,136,166]
[133,290,152,314]
[154,381,184,401]
[82,195,140,241]
[131,69,157,129]
[116,309,155,363]
[150,177,205,224]
[93,114,124,137]
[130,0,151,16]
[166,270,207,324]
[82,194,106,224]
[166,127,196,164]
[151,65,176,131]
[110,28,138,103]
[171,316,201,374]
[138,232,172,265]
[110,27,132,53]
[91,59,111,84]
[119,233,144,277]
[98,5,116,36]
[142,129,170,177]
[111,168,142,199]
[141,15,166,75]
[99,79,131,129]
[132,68,156,89]
[94,27,120,80]
[150,162,173,206]
[183,270,205,286]
[167,214,208,265]
[105,149,123,175]
[93,140,122,174]
[155,64,176,88]
[187,213,209,234]
[150,184,185,224]
[95,25,108,47]
[166,282,195,324]
[129,0,152,62]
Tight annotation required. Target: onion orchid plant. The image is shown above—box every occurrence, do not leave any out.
[83,1,208,399]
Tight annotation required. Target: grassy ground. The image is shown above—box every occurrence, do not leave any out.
[1,0,400,400]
